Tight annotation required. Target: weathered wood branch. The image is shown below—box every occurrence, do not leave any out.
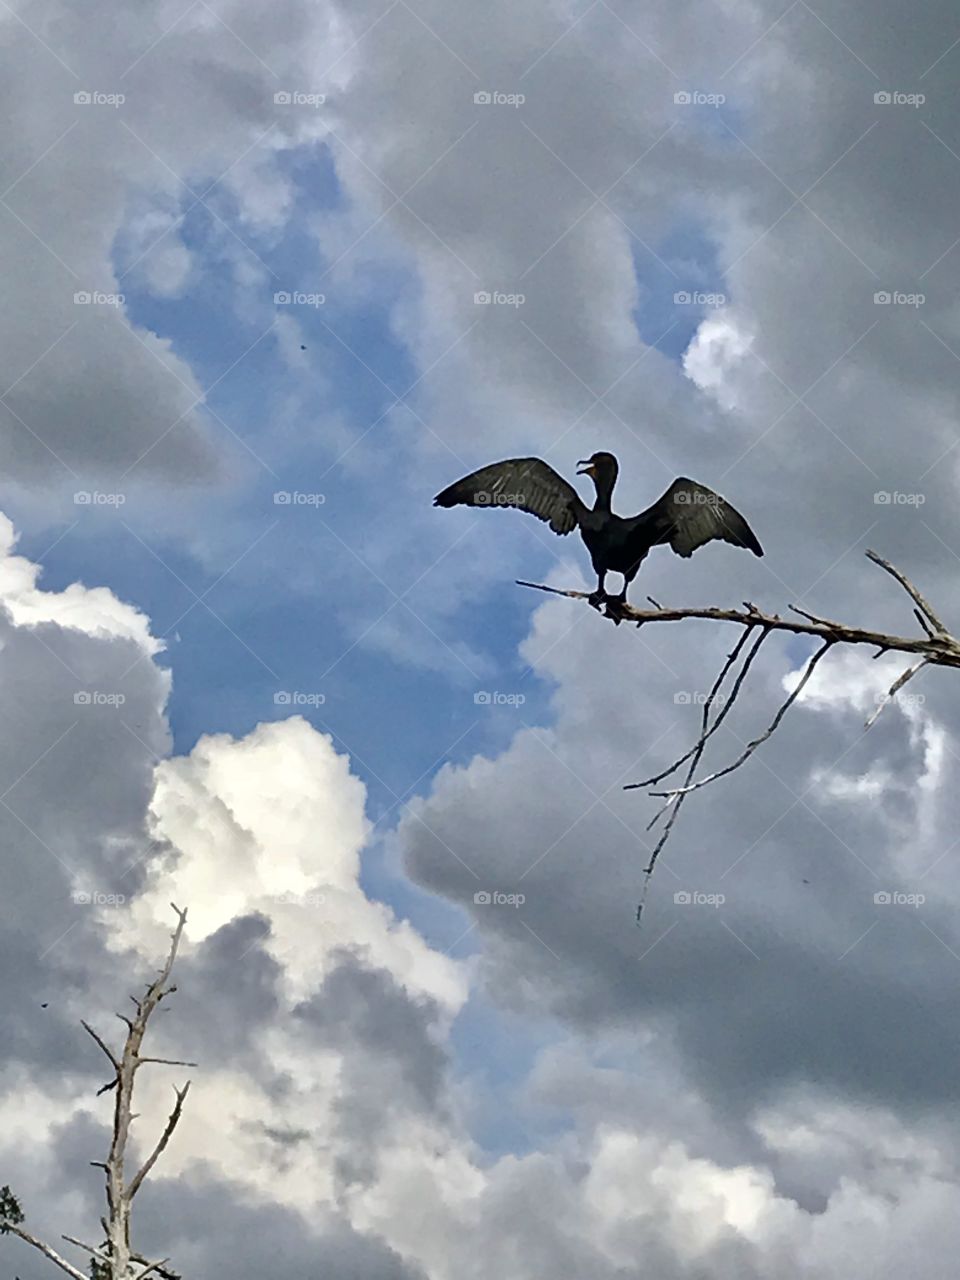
[2,905,192,1280]
[517,554,960,665]
[127,1083,191,1201]
[1,1223,88,1280]
[519,551,957,919]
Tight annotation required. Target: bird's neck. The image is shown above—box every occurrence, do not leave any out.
[592,475,615,512]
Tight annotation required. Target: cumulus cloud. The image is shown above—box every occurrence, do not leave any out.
[10,0,960,1277]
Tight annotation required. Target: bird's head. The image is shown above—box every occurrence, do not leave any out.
[576,451,618,482]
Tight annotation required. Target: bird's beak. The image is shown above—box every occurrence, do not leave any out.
[576,459,594,476]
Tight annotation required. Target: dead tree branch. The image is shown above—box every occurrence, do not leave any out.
[1,904,193,1280]
[2,1224,88,1280]
[519,551,957,917]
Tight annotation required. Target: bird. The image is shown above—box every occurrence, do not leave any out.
[434,451,762,607]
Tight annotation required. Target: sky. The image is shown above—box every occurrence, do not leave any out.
[4,1,960,1276]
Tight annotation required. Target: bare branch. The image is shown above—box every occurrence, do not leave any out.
[865,548,947,634]
[82,1021,119,1072]
[864,657,931,730]
[126,1082,191,1202]
[61,1233,110,1263]
[516,552,960,666]
[627,625,768,790]
[136,1057,199,1068]
[649,640,833,804]
[135,1255,177,1279]
[633,629,774,921]
[2,1224,88,1280]
[519,552,960,913]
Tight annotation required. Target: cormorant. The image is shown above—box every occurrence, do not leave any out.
[434,451,762,605]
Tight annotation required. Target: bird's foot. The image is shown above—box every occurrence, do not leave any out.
[605,594,628,625]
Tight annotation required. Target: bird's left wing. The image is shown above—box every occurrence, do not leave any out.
[639,478,763,558]
[434,457,585,535]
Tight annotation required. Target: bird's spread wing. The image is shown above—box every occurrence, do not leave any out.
[640,478,763,558]
[434,457,584,535]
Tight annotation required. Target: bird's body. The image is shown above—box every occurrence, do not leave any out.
[434,451,762,605]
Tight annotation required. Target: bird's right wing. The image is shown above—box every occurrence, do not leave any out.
[639,478,763,558]
[434,457,585,535]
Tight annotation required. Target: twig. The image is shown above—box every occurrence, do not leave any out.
[627,626,768,790]
[127,1083,191,1201]
[632,626,768,920]
[1,1224,87,1280]
[649,640,834,803]
[864,657,931,730]
[516,551,960,666]
[81,1021,119,1073]
[865,548,947,634]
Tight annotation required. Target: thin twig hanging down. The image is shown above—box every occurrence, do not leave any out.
[1,904,192,1280]
[519,550,959,916]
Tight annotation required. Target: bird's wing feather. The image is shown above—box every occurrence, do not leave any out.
[638,477,763,558]
[434,457,584,535]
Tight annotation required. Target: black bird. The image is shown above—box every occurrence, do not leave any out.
[434,451,762,606]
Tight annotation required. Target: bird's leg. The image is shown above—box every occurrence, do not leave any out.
[604,575,633,623]
[587,573,607,610]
